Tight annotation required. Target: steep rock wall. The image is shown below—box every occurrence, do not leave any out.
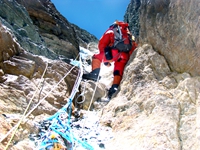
[0,0,58,59]
[0,0,98,61]
[16,0,79,59]
[101,0,200,149]
[0,22,79,150]
[124,0,141,40]
[139,0,200,76]
[16,0,98,57]
[101,44,200,150]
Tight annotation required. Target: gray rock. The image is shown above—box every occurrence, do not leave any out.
[139,0,200,76]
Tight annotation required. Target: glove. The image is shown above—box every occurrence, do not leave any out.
[104,46,112,60]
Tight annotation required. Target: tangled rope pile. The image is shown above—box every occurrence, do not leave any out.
[33,57,95,150]
[0,54,96,150]
[0,45,114,150]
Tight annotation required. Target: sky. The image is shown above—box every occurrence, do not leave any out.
[51,0,130,39]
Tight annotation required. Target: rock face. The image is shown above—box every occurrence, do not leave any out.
[139,0,200,76]
[125,0,200,76]
[0,0,98,61]
[101,44,200,150]
[99,1,200,149]
[0,0,58,60]
[124,0,141,40]
[0,23,79,149]
[16,0,80,60]
[72,23,99,48]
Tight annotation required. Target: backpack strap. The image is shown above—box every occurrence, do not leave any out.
[117,25,122,40]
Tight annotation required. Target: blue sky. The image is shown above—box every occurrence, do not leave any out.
[51,0,130,39]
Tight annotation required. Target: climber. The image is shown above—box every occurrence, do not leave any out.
[83,21,138,99]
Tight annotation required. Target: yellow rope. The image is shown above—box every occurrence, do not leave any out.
[1,59,79,148]
[0,52,88,150]
[3,63,49,150]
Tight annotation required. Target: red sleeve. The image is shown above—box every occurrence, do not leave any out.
[129,41,138,55]
[98,30,114,52]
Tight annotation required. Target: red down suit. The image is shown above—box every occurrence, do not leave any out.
[92,25,138,85]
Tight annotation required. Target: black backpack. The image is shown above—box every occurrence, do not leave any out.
[110,24,132,52]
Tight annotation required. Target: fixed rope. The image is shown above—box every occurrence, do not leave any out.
[1,62,49,150]
[36,56,94,150]
[1,50,101,150]
[0,56,87,150]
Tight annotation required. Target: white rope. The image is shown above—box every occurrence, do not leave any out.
[24,65,77,119]
[78,59,104,141]
[0,62,77,147]
[87,57,105,111]
[2,62,48,149]
[69,57,83,101]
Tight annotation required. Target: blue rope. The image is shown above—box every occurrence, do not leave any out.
[37,58,94,150]
[39,139,59,150]
[42,105,94,150]
[50,126,94,150]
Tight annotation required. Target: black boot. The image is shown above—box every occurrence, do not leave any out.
[108,84,119,99]
[82,68,101,82]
